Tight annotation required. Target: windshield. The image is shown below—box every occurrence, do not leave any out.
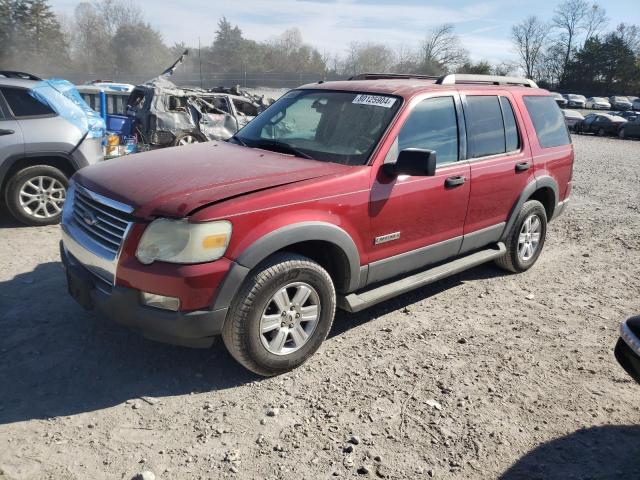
[232,89,401,166]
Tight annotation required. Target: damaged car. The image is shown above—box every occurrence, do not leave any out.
[126,76,268,147]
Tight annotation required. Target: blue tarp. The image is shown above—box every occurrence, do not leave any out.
[30,78,106,139]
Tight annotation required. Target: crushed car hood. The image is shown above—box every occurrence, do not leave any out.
[75,141,350,218]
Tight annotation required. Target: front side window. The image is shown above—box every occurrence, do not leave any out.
[1,87,55,117]
[397,96,459,165]
[523,95,570,148]
[234,90,401,165]
[466,96,505,158]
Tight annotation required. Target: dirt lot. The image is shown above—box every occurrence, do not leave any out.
[1,134,639,480]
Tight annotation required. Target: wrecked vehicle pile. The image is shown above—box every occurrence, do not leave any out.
[127,76,272,147]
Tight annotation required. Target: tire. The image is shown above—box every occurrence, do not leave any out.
[4,165,68,226]
[222,253,336,376]
[619,128,626,139]
[597,128,605,137]
[495,200,547,273]
[174,132,203,146]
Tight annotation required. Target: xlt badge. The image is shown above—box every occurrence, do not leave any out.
[374,232,401,245]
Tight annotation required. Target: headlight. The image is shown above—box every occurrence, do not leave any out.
[136,219,232,265]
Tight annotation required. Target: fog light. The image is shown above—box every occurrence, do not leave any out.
[140,292,180,311]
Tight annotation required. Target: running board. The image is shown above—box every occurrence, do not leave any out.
[338,243,506,313]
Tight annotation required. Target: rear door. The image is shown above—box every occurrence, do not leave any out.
[0,93,24,167]
[367,94,471,284]
[461,92,534,251]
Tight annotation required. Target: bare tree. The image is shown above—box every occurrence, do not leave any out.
[420,24,469,74]
[615,23,640,54]
[394,43,418,73]
[583,3,608,44]
[553,0,611,82]
[511,16,548,79]
[342,42,395,75]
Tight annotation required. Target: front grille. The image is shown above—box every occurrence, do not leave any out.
[65,184,133,260]
[70,188,129,257]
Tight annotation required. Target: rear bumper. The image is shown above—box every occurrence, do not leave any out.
[61,242,227,348]
[615,316,640,385]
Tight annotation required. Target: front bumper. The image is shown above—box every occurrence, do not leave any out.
[615,316,640,385]
[61,242,227,348]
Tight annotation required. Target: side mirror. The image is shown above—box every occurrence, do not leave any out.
[384,148,437,177]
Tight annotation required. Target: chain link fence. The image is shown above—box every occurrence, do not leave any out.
[53,71,348,89]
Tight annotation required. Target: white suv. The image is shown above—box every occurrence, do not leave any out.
[0,72,104,225]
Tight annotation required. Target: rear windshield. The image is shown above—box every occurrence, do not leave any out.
[523,96,570,148]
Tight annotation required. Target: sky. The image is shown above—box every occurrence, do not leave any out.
[50,0,640,63]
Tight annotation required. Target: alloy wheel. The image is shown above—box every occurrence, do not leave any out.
[178,135,199,145]
[518,214,542,262]
[259,282,320,355]
[18,176,66,219]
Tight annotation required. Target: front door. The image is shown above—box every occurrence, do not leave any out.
[367,94,471,285]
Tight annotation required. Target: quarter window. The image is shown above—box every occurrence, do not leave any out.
[1,87,55,117]
[523,96,570,148]
[466,96,505,158]
[397,96,459,165]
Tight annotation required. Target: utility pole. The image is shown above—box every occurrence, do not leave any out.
[198,37,203,88]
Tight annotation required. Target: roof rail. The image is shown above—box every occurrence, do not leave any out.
[436,74,538,88]
[0,71,42,81]
[348,73,440,81]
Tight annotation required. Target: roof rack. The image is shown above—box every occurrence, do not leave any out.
[0,71,42,81]
[436,74,538,88]
[348,73,440,81]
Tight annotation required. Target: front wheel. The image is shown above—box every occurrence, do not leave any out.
[4,165,68,226]
[222,253,336,376]
[495,200,547,273]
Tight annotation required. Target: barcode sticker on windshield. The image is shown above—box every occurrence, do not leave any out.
[352,94,396,108]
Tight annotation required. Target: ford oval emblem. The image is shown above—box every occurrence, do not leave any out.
[82,211,98,226]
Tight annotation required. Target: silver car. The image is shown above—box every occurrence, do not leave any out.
[0,72,104,225]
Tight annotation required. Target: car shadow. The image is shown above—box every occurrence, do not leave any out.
[0,261,259,425]
[500,425,640,479]
[0,259,507,425]
[331,262,506,337]
[0,206,26,228]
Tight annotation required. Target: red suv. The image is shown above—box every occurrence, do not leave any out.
[61,74,573,376]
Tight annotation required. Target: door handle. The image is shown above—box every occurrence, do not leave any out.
[515,162,531,172]
[444,175,466,188]
[0,129,14,136]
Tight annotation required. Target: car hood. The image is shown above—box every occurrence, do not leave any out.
[75,141,350,218]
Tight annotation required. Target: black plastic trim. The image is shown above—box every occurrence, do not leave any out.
[235,221,362,293]
[61,243,224,348]
[501,176,559,241]
[367,236,462,286]
[460,223,505,255]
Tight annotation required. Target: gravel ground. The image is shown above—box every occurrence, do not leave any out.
[1,134,639,480]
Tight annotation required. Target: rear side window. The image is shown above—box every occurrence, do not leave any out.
[465,96,505,158]
[523,96,570,148]
[500,97,520,152]
[398,96,459,164]
[1,87,55,117]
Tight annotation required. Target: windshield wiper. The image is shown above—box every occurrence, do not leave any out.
[229,134,248,147]
[252,140,313,159]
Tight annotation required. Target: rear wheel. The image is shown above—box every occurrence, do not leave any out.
[174,132,203,146]
[597,128,606,137]
[619,128,626,139]
[222,253,336,376]
[495,200,547,273]
[4,165,68,226]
